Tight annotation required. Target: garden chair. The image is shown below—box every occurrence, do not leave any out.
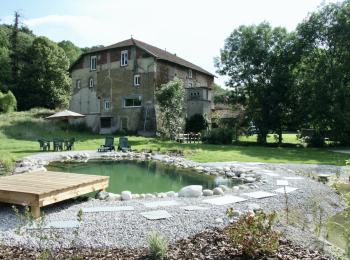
[38,139,50,151]
[65,138,75,151]
[118,137,131,151]
[98,136,115,152]
[53,138,64,151]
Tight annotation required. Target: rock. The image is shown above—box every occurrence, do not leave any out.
[203,189,214,196]
[166,191,176,198]
[232,186,240,192]
[96,191,109,200]
[107,193,121,201]
[157,193,166,198]
[133,194,140,199]
[121,191,132,201]
[213,187,224,195]
[239,185,248,190]
[178,185,203,198]
[248,203,261,212]
[145,193,155,199]
[231,210,242,218]
[218,185,231,192]
[215,218,224,224]
[244,177,256,183]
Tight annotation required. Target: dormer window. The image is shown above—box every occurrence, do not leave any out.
[90,56,97,70]
[89,78,94,88]
[76,79,81,89]
[134,74,140,87]
[188,69,192,79]
[121,50,128,66]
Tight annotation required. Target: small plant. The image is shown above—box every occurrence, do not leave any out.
[12,205,34,234]
[226,210,279,258]
[283,186,289,224]
[71,209,84,248]
[147,232,168,260]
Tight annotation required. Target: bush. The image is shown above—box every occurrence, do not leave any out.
[0,90,17,113]
[147,232,168,259]
[202,128,233,144]
[226,210,279,258]
[185,114,208,133]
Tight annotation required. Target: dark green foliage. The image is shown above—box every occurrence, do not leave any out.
[185,114,208,133]
[0,90,16,112]
[202,128,233,144]
[226,209,279,258]
[15,37,71,110]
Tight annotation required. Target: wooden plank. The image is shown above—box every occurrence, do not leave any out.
[0,171,110,218]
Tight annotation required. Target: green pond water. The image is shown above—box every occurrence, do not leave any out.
[48,160,238,194]
[326,183,350,251]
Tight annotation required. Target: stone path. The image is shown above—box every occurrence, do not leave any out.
[140,210,172,220]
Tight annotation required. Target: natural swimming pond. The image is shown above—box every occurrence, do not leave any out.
[48,160,238,194]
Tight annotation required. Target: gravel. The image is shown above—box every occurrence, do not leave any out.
[0,151,347,252]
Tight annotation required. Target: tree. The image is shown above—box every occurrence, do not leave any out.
[216,23,297,144]
[15,37,71,110]
[0,90,17,112]
[295,0,350,145]
[155,78,185,139]
[185,114,208,133]
[58,40,82,65]
[0,26,11,89]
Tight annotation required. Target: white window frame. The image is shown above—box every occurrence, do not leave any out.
[134,74,140,86]
[188,69,192,79]
[89,78,94,88]
[90,56,97,71]
[121,50,128,67]
[124,96,142,108]
[104,100,111,111]
[188,82,193,88]
[76,79,81,89]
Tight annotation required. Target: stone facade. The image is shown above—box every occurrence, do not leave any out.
[69,39,214,135]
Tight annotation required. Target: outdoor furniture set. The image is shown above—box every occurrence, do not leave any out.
[38,138,75,151]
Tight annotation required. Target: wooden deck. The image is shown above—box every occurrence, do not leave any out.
[0,171,109,218]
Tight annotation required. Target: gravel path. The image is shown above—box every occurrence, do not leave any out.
[0,151,347,251]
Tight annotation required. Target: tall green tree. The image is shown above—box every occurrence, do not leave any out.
[16,37,71,110]
[58,40,82,65]
[155,78,185,139]
[216,23,297,144]
[295,0,350,144]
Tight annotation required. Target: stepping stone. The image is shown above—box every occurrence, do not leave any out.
[274,187,298,194]
[82,206,134,213]
[243,191,277,199]
[29,220,80,229]
[142,200,180,208]
[140,210,172,220]
[283,177,304,180]
[203,195,246,206]
[276,180,289,186]
[180,206,209,211]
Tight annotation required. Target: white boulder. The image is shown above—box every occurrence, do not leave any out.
[178,185,203,198]
[96,191,109,200]
[213,187,224,195]
[203,189,214,196]
[166,191,176,198]
[121,191,132,201]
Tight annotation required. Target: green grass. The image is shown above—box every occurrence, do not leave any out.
[0,109,349,175]
[239,133,299,144]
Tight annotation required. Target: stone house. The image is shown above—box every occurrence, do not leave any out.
[69,38,215,135]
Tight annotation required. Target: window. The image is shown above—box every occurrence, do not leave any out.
[124,96,142,107]
[89,78,94,88]
[120,117,128,131]
[76,79,81,89]
[121,50,128,66]
[188,69,192,79]
[90,56,97,70]
[188,82,193,88]
[104,100,111,111]
[134,74,140,86]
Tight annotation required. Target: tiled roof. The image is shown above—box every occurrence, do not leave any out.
[78,38,215,77]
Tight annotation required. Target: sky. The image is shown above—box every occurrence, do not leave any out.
[0,0,338,87]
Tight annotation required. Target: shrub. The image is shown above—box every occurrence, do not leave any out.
[0,90,17,113]
[147,232,168,259]
[226,210,279,258]
[185,114,208,133]
[202,128,233,144]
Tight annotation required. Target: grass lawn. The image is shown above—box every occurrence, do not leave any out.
[0,109,349,173]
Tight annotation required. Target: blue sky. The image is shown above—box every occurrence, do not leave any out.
[0,0,337,86]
